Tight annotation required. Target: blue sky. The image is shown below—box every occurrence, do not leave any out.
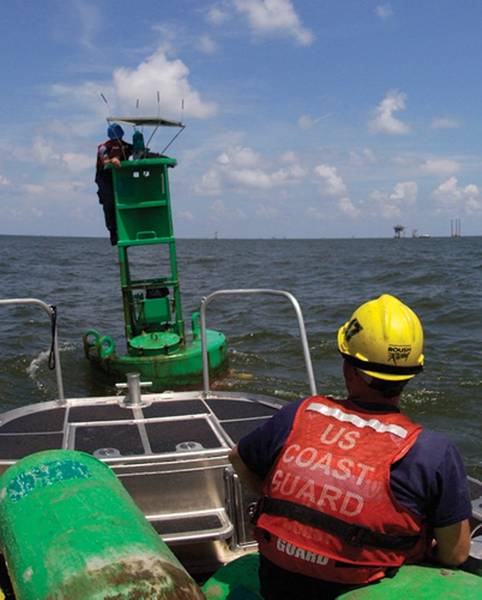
[1,0,482,238]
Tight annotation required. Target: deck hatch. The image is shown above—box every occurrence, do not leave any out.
[69,405,134,422]
[146,418,222,454]
[142,400,208,419]
[74,424,144,456]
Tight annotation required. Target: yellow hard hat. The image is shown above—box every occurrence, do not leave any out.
[337,294,424,381]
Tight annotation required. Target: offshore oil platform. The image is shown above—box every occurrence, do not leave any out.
[83,117,228,389]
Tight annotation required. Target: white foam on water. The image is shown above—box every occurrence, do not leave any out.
[26,343,75,383]
[26,349,50,379]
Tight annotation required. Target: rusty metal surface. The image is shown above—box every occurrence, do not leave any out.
[46,556,206,600]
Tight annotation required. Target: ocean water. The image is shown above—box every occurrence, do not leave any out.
[0,234,480,478]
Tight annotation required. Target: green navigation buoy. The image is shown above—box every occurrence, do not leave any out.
[83,118,228,390]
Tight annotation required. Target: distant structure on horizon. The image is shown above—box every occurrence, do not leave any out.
[412,229,431,239]
[394,225,405,239]
[450,218,461,238]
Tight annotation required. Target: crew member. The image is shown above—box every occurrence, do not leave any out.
[230,294,471,599]
[95,122,132,245]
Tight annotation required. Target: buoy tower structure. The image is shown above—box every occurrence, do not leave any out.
[83,116,228,390]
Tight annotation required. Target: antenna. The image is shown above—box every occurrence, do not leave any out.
[145,91,162,149]
[159,99,186,154]
[100,93,112,119]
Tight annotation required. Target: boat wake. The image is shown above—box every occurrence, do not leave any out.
[26,343,75,384]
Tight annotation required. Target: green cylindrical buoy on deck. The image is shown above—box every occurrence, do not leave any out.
[0,450,204,600]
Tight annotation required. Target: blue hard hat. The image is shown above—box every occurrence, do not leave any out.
[107,123,124,140]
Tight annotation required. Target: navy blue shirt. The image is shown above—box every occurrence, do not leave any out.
[238,397,472,528]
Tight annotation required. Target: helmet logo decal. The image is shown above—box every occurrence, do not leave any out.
[345,318,363,342]
[387,345,411,364]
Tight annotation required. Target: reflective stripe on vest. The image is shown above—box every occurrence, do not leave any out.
[306,401,409,438]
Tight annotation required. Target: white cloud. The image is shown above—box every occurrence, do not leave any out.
[371,181,418,218]
[256,205,279,218]
[195,169,222,196]
[297,113,331,129]
[23,184,45,195]
[375,4,393,20]
[306,206,324,220]
[211,199,246,220]
[61,152,92,172]
[298,114,316,129]
[197,34,218,54]
[6,204,44,219]
[313,164,358,217]
[113,48,217,118]
[0,175,10,186]
[234,0,314,45]
[420,159,459,176]
[280,150,298,163]
[431,117,460,129]
[338,196,360,218]
[196,144,306,194]
[31,137,61,164]
[207,5,229,25]
[349,148,377,166]
[17,138,90,173]
[369,90,410,135]
[177,210,194,220]
[50,81,106,114]
[433,176,482,213]
[230,168,276,188]
[72,0,100,50]
[390,181,417,204]
[229,167,285,188]
[217,145,261,167]
[287,164,307,178]
[390,154,418,167]
[314,164,347,196]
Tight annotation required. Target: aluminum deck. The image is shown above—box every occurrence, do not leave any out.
[0,389,287,572]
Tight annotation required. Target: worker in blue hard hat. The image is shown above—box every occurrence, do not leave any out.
[95,123,133,245]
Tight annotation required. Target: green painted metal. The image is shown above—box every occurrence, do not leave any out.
[201,553,482,600]
[84,135,229,389]
[0,450,204,600]
[338,564,482,599]
[84,326,227,389]
[129,331,181,354]
[113,157,185,343]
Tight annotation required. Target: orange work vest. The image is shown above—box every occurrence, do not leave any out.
[256,396,428,584]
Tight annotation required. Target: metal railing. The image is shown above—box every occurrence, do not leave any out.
[0,298,65,403]
[199,289,317,397]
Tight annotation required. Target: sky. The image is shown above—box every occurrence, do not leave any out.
[1,0,482,239]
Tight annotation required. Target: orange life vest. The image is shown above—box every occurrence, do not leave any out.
[256,395,428,584]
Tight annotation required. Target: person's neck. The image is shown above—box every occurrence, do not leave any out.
[347,393,401,409]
